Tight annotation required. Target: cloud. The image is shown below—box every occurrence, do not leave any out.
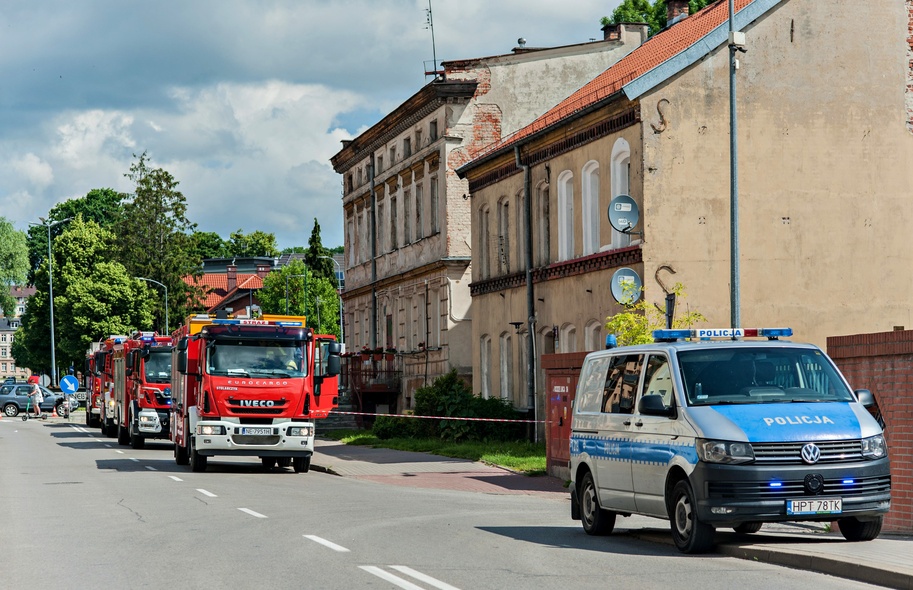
[11,153,54,188]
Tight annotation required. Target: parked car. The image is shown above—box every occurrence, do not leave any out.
[0,384,67,417]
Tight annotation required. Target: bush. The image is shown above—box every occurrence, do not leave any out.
[372,415,416,439]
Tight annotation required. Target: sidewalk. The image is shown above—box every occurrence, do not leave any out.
[312,438,913,590]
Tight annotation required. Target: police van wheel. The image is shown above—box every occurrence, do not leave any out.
[733,522,763,534]
[670,480,714,553]
[277,457,292,468]
[261,457,277,470]
[579,471,616,535]
[838,516,882,542]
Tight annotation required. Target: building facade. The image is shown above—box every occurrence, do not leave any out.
[457,0,913,432]
[331,28,649,412]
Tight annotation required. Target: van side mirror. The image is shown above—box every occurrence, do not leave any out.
[639,394,675,417]
[855,389,875,408]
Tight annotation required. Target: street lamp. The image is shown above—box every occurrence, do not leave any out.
[29,216,72,388]
[284,273,308,316]
[319,255,344,343]
[135,277,168,334]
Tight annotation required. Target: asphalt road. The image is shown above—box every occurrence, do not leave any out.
[0,419,883,590]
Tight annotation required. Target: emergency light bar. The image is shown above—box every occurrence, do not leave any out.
[211,318,304,327]
[652,327,793,341]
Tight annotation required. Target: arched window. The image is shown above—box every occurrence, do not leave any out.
[581,161,600,255]
[584,320,603,352]
[346,215,355,266]
[536,181,550,266]
[611,138,632,249]
[515,189,526,271]
[480,334,492,399]
[560,323,577,353]
[479,205,491,279]
[497,196,510,274]
[557,170,574,261]
[499,332,513,401]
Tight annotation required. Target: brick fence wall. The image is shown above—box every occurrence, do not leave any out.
[828,330,913,533]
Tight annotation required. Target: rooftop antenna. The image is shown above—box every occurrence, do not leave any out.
[424,0,444,79]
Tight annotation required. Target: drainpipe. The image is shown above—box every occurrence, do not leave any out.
[369,155,377,351]
[515,145,537,442]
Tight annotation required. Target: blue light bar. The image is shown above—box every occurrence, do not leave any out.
[769,481,783,488]
[275,321,303,327]
[652,327,793,341]
[842,479,855,485]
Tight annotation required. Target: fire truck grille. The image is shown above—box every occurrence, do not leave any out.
[231,435,282,446]
[226,400,286,415]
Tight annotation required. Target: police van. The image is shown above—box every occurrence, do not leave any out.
[569,328,891,553]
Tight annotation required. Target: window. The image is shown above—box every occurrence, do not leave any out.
[429,119,438,141]
[404,189,412,244]
[516,189,526,271]
[560,324,577,353]
[499,333,513,401]
[416,293,426,350]
[389,146,396,165]
[346,217,355,266]
[601,354,644,414]
[415,184,424,239]
[537,182,550,266]
[377,155,384,174]
[581,161,600,255]
[430,288,440,347]
[611,138,632,249]
[480,335,492,399]
[430,176,439,233]
[497,197,510,274]
[377,201,386,252]
[390,196,398,249]
[643,355,675,410]
[479,205,490,279]
[403,137,412,158]
[346,174,353,194]
[557,171,574,261]
[357,167,363,186]
[584,320,603,352]
[415,129,423,149]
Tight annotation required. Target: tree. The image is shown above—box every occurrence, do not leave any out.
[304,218,334,283]
[604,282,706,346]
[227,229,280,258]
[258,260,339,336]
[0,217,28,317]
[119,152,204,329]
[601,0,712,36]
[190,231,228,260]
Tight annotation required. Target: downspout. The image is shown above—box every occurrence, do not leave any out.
[369,155,377,351]
[515,145,537,443]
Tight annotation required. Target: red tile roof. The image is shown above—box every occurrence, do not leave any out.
[185,273,265,310]
[473,0,753,160]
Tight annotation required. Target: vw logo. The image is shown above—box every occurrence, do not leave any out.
[801,443,821,464]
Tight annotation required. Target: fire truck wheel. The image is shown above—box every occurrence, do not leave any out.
[105,420,117,438]
[190,437,207,472]
[131,434,145,449]
[277,457,292,468]
[117,424,130,446]
[293,457,310,473]
[174,440,189,465]
[261,457,277,470]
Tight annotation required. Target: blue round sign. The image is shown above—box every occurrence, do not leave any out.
[60,375,80,394]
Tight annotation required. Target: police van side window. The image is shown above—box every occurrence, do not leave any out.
[575,356,611,413]
[643,354,675,410]
[601,354,643,414]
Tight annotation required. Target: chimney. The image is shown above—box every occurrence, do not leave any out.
[227,265,237,292]
[667,0,689,27]
[602,23,620,41]
[256,264,269,278]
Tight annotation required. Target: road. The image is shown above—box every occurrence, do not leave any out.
[0,419,881,590]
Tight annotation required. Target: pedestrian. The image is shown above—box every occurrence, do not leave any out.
[29,382,43,418]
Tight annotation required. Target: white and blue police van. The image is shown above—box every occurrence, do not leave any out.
[569,327,891,553]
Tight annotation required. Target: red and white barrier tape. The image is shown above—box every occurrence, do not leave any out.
[328,410,544,424]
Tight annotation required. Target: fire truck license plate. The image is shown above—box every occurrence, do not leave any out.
[241,427,272,435]
[786,498,842,516]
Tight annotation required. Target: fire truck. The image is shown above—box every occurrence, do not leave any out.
[83,342,104,428]
[100,336,129,437]
[112,332,174,449]
[170,313,342,473]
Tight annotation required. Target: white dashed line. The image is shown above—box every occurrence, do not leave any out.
[169,476,183,482]
[115,450,124,454]
[129,457,140,462]
[145,466,157,471]
[358,566,426,590]
[196,489,217,497]
[105,444,112,448]
[238,508,267,518]
[391,566,461,590]
[303,535,350,552]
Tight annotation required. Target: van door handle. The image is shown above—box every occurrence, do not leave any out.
[634,420,644,427]
[623,419,631,426]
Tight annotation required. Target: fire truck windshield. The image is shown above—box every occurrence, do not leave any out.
[145,350,173,384]
[206,339,306,378]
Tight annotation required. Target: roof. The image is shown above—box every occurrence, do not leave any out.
[185,273,264,311]
[461,0,779,170]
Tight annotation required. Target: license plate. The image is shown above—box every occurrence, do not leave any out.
[786,498,842,515]
[241,427,272,435]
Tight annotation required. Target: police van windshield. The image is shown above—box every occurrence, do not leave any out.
[678,347,855,406]
[206,339,306,378]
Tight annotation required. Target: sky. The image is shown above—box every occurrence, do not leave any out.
[0,0,622,251]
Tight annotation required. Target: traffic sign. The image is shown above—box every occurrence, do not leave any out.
[60,375,80,394]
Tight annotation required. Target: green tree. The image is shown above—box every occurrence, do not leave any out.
[281,246,307,254]
[25,188,125,281]
[227,229,280,258]
[119,152,204,329]
[190,231,228,261]
[304,218,334,283]
[601,0,712,36]
[258,260,339,336]
[0,217,28,317]
[605,282,706,346]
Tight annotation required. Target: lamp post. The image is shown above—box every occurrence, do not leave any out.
[29,216,72,388]
[284,273,308,316]
[135,277,168,334]
[320,255,344,343]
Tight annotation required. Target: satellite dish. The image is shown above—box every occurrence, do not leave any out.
[608,195,640,233]
[611,268,642,304]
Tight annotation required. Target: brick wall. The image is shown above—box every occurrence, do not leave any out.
[828,330,913,533]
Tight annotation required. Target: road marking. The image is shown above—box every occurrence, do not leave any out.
[145,466,157,471]
[303,535,350,552]
[169,476,183,482]
[105,444,112,448]
[129,457,139,462]
[115,450,124,454]
[391,566,461,590]
[358,566,427,590]
[197,489,217,498]
[238,508,267,518]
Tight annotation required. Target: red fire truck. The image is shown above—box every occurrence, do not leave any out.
[83,342,104,428]
[112,331,173,449]
[100,335,129,437]
[170,313,342,473]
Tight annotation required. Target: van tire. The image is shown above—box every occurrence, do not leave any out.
[579,471,616,535]
[838,516,882,541]
[733,522,762,534]
[670,480,714,553]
